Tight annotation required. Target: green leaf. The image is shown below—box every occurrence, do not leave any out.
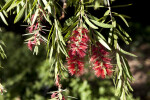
[59,41,68,57]
[120,48,137,57]
[118,25,132,41]
[113,12,129,27]
[97,36,111,50]
[24,0,37,22]
[0,0,13,12]
[2,10,8,17]
[55,19,66,46]
[120,89,126,100]
[55,60,58,79]
[126,81,133,91]
[49,45,54,63]
[115,79,122,96]
[94,30,106,41]
[7,0,22,12]
[116,53,122,79]
[90,19,113,28]
[33,45,38,55]
[87,14,99,21]
[112,4,132,8]
[113,33,118,49]
[39,9,52,25]
[47,25,53,50]
[115,29,130,45]
[14,4,26,23]
[108,28,113,45]
[98,10,109,22]
[83,16,98,29]
[63,20,79,34]
[42,0,51,13]
[112,17,116,28]
[121,56,133,81]
[0,12,8,25]
[94,1,100,10]
[31,9,39,25]
[122,56,134,81]
[64,16,78,27]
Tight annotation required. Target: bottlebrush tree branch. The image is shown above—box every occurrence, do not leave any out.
[0,0,136,100]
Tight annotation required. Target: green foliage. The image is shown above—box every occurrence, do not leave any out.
[0,0,138,100]
[0,32,50,99]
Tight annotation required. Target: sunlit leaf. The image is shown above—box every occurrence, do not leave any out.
[0,0,13,12]
[7,0,22,12]
[14,4,26,23]
[90,19,113,28]
[0,12,8,25]
[83,16,98,29]
[31,9,39,25]
[97,36,111,50]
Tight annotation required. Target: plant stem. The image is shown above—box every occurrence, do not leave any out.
[106,0,113,23]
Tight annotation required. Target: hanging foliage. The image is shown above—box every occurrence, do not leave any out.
[0,0,136,99]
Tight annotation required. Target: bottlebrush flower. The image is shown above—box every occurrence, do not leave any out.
[28,40,33,51]
[27,34,37,51]
[67,28,89,76]
[90,42,113,78]
[26,6,46,52]
[0,83,7,95]
[51,92,66,100]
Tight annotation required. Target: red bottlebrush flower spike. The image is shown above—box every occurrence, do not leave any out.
[55,74,60,87]
[27,40,33,51]
[67,28,89,76]
[26,6,47,52]
[90,42,113,78]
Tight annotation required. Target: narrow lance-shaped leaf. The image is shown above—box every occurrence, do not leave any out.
[112,17,116,28]
[120,89,126,100]
[83,16,98,29]
[119,48,137,57]
[116,53,122,79]
[115,79,122,96]
[7,0,22,12]
[31,9,39,25]
[118,24,132,41]
[0,0,13,12]
[24,0,38,22]
[115,28,130,45]
[97,35,111,50]
[108,28,113,45]
[116,13,129,27]
[113,33,118,49]
[14,4,26,23]
[42,0,51,14]
[33,45,38,55]
[55,19,66,45]
[0,12,8,25]
[94,30,106,41]
[121,56,133,81]
[90,19,113,28]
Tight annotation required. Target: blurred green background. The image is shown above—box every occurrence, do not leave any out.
[0,0,150,100]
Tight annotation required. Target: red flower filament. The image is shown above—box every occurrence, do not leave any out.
[90,42,113,78]
[67,28,89,76]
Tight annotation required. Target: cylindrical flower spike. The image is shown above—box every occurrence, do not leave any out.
[90,42,113,78]
[67,28,89,76]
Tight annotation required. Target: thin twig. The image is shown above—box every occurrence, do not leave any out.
[106,0,113,23]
